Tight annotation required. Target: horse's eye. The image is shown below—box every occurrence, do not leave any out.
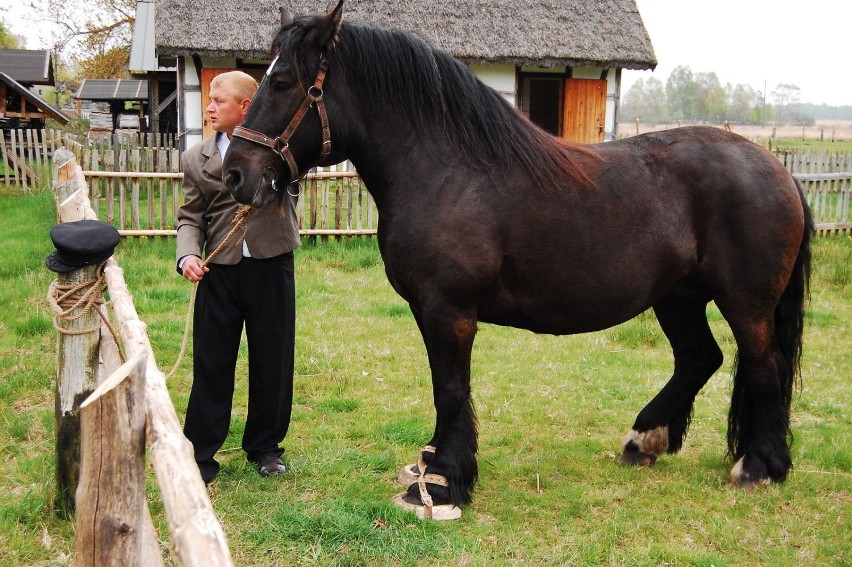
[270,75,294,92]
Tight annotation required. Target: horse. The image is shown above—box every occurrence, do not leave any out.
[223,0,812,520]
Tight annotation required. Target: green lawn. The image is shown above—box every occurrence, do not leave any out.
[0,188,849,566]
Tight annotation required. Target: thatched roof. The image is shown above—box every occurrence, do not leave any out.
[156,0,656,70]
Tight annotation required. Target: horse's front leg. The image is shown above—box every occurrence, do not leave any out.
[394,307,478,519]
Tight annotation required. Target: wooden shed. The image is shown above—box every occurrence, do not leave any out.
[74,78,150,140]
[132,0,656,150]
[0,49,67,129]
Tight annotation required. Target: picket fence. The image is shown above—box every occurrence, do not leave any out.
[2,128,850,235]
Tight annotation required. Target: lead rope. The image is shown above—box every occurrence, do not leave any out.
[166,206,252,379]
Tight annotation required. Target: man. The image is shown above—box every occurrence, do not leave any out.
[176,71,300,484]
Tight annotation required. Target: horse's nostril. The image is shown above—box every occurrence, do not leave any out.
[225,170,242,192]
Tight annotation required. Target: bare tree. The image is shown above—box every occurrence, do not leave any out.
[27,0,135,78]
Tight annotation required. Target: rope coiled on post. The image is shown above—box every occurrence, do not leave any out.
[47,262,126,361]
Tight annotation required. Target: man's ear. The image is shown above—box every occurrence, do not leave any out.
[240,98,252,116]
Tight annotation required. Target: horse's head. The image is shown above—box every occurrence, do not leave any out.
[224,0,346,209]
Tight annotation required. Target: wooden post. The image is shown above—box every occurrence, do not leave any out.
[52,149,102,515]
[75,352,165,567]
[52,262,102,516]
[52,149,233,566]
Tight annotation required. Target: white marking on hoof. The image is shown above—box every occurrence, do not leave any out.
[622,426,669,456]
[729,457,772,490]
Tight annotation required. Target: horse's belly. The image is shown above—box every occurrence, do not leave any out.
[478,252,694,335]
[478,283,657,335]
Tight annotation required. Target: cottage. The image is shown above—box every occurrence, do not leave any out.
[131,0,655,150]
[0,49,68,129]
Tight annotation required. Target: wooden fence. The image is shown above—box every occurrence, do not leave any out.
[50,149,233,565]
[4,128,850,236]
[0,128,68,189]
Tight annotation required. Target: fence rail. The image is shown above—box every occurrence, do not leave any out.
[3,128,850,236]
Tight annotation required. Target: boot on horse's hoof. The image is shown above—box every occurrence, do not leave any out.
[392,467,461,521]
[396,444,436,484]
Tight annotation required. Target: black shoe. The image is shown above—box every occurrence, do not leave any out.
[257,454,286,477]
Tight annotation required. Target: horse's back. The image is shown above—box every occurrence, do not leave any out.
[475,127,805,333]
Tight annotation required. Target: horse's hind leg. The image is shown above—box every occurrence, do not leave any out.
[722,310,793,488]
[621,294,723,465]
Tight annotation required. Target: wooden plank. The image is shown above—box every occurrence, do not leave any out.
[83,171,184,179]
[171,149,181,229]
[105,149,115,225]
[132,148,141,230]
[0,132,9,187]
[118,147,128,230]
[159,149,168,230]
[146,148,155,229]
[76,352,165,567]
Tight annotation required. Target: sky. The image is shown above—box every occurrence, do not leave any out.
[2,0,851,107]
[624,0,852,107]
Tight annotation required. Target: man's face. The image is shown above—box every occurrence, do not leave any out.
[207,85,248,135]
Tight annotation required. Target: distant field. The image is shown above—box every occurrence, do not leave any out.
[619,120,852,151]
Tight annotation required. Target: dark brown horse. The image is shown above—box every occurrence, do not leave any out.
[224,1,812,519]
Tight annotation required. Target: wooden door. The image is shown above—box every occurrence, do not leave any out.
[562,78,606,143]
[200,68,237,139]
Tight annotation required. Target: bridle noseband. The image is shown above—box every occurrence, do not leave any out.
[232,58,332,188]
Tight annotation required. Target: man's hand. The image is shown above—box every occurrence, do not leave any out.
[181,255,209,282]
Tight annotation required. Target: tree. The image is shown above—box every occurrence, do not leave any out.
[694,72,727,123]
[27,0,136,79]
[666,65,699,122]
[728,83,760,124]
[771,83,801,124]
[621,78,668,124]
[0,16,25,48]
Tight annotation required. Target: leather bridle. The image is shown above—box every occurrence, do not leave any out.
[232,58,332,188]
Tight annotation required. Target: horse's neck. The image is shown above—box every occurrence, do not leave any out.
[346,113,449,198]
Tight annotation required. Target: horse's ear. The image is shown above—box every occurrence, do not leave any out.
[310,0,344,51]
[279,6,293,27]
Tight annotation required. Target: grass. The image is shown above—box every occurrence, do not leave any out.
[0,188,850,566]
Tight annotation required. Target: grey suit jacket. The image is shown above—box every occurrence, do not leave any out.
[176,134,301,266]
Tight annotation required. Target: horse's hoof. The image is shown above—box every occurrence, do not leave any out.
[729,457,772,490]
[620,427,668,466]
[392,471,461,521]
[620,447,658,466]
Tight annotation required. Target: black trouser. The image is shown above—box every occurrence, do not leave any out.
[183,252,295,482]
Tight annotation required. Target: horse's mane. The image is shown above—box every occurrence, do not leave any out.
[274,17,597,188]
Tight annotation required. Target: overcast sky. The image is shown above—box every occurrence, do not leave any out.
[624,0,852,106]
[3,0,850,107]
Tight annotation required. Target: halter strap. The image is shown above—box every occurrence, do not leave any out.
[233,60,332,185]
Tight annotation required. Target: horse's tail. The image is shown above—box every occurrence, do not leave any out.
[727,181,813,469]
[774,183,813,403]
